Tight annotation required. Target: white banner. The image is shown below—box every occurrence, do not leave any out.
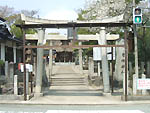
[93,47,115,61]
[93,47,101,61]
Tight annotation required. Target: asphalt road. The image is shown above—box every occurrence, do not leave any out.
[0,104,150,113]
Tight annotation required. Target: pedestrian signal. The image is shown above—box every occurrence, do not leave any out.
[133,8,142,24]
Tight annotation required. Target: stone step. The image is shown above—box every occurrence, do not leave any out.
[52,77,84,80]
[52,80,84,83]
[44,90,103,96]
[51,84,87,86]
[51,77,86,86]
[52,79,85,81]
[51,82,86,86]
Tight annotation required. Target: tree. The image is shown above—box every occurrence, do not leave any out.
[0,5,15,18]
[77,0,150,75]
[21,10,38,17]
[125,0,141,4]
[0,5,39,39]
[77,0,128,57]
[78,0,126,20]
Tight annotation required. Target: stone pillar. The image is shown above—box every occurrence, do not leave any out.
[75,57,78,65]
[35,29,45,95]
[142,74,147,95]
[49,41,53,80]
[43,59,48,87]
[129,62,132,76]
[33,57,37,76]
[98,62,101,76]
[25,70,29,95]
[1,43,5,61]
[99,27,110,93]
[133,74,137,95]
[13,44,17,63]
[88,57,94,78]
[141,62,145,74]
[14,75,18,95]
[9,62,14,85]
[114,39,125,82]
[79,42,83,74]
[147,61,150,77]
[26,70,29,95]
[5,61,9,82]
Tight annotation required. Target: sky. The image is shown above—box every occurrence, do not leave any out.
[1,0,85,19]
[1,0,86,34]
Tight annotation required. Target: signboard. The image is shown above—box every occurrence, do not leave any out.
[21,64,33,72]
[107,47,116,60]
[93,47,101,61]
[93,47,115,61]
[137,79,150,89]
[26,64,33,72]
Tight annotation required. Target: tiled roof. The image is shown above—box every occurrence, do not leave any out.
[0,17,22,43]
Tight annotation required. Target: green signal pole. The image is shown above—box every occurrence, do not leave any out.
[133,0,139,95]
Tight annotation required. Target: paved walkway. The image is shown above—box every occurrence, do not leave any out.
[28,64,123,104]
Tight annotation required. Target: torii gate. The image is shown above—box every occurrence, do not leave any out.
[17,14,132,101]
[26,33,120,86]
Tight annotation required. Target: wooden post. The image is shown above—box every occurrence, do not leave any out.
[111,47,114,93]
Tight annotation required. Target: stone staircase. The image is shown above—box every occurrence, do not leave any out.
[43,64,103,96]
[51,77,86,86]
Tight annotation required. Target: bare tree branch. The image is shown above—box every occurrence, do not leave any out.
[0,5,15,18]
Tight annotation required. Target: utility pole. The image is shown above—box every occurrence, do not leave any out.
[133,0,139,95]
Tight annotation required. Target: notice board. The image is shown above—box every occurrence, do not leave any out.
[137,79,150,89]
